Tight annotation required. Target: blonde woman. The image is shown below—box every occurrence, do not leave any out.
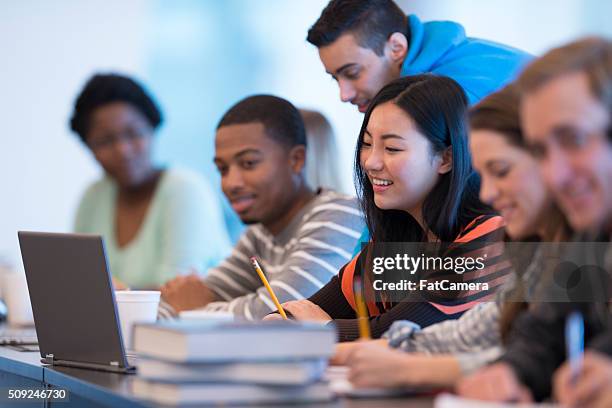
[300,109,344,192]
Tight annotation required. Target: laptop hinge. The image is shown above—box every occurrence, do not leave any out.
[45,353,55,362]
[110,361,119,366]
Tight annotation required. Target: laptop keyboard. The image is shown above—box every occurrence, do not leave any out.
[0,327,38,345]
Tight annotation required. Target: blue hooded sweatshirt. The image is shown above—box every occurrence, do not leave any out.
[352,16,531,255]
[401,15,532,105]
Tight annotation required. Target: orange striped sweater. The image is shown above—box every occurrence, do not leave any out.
[308,214,512,341]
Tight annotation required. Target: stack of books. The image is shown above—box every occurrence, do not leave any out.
[131,320,336,406]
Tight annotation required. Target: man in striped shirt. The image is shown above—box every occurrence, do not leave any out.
[160,95,364,319]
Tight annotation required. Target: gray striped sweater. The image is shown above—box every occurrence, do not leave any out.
[202,189,364,320]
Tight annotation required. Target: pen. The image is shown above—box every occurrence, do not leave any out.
[353,275,371,340]
[565,310,584,385]
[250,257,288,319]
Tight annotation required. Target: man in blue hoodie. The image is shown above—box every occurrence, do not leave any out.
[307,0,531,111]
[309,0,531,251]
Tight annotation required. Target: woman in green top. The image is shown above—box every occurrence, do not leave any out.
[70,73,230,288]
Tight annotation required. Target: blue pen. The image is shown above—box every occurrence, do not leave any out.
[565,310,584,385]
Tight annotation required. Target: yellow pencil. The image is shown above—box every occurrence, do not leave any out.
[250,257,288,319]
[353,276,371,339]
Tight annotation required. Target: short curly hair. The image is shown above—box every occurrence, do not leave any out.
[69,73,163,142]
[217,95,306,148]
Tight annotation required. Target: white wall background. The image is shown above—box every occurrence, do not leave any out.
[1,0,611,268]
[0,0,151,268]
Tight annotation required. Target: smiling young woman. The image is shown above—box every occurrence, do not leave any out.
[270,75,511,341]
[338,83,573,392]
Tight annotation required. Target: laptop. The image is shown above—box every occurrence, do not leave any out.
[0,300,38,346]
[17,231,135,373]
[0,325,38,346]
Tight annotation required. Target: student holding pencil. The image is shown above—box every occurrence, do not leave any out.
[161,95,364,319]
[334,84,571,387]
[266,75,510,341]
[457,37,612,403]
[554,349,612,408]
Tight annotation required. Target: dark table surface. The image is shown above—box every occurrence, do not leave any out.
[0,347,435,407]
[0,346,44,382]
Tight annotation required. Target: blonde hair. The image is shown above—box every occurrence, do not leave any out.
[299,109,344,191]
[517,37,612,116]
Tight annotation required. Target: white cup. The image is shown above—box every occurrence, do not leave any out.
[114,290,160,351]
[3,271,34,326]
[0,263,11,299]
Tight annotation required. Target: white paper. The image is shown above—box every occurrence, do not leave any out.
[434,393,561,408]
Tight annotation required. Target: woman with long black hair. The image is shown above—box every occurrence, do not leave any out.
[340,84,571,389]
[267,75,510,341]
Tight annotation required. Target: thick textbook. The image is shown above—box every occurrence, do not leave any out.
[132,379,333,405]
[138,358,327,385]
[133,320,336,362]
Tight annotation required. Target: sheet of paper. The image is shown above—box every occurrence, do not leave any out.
[434,393,561,408]
[324,366,414,398]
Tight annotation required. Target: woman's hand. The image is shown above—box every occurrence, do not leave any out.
[282,300,332,322]
[330,339,388,366]
[554,351,612,408]
[262,312,286,321]
[346,342,416,388]
[347,343,461,389]
[456,362,533,402]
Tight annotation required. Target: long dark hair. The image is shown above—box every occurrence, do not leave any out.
[354,75,492,243]
[469,84,573,342]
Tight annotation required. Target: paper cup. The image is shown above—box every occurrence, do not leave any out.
[115,290,160,350]
[3,272,34,326]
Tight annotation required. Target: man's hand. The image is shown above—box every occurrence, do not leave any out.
[160,274,217,313]
[554,351,612,408]
[112,276,129,290]
[456,362,533,402]
[282,300,332,322]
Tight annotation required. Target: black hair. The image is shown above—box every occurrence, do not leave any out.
[70,73,163,142]
[217,95,307,148]
[307,0,408,56]
[354,74,492,243]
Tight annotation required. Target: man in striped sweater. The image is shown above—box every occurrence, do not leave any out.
[160,95,364,320]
